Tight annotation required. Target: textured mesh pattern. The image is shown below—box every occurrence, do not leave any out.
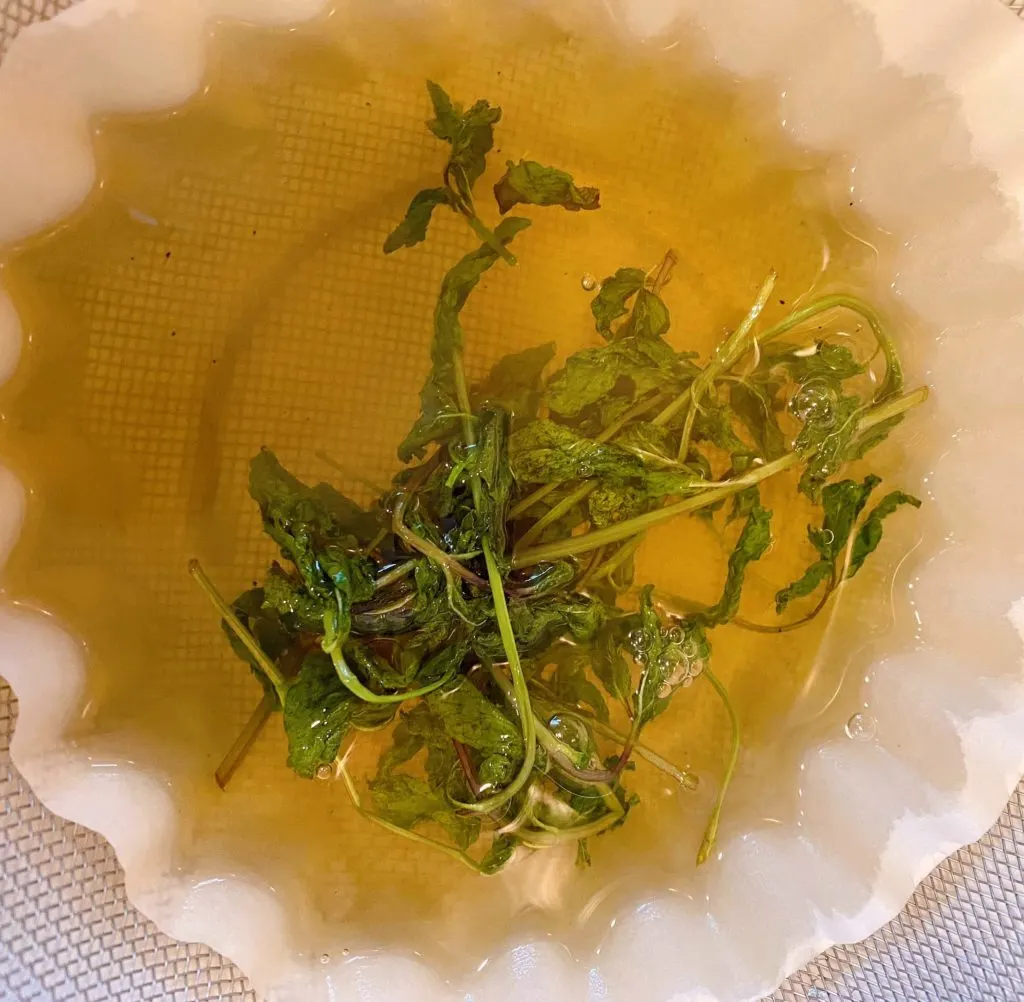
[1,1,1023,1001]
[0,0,72,53]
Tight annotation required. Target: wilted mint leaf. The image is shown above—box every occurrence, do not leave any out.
[399,217,532,461]
[493,160,600,214]
[848,490,921,577]
[472,342,556,427]
[283,652,354,779]
[383,187,450,253]
[696,502,772,626]
[591,268,646,338]
[425,80,501,193]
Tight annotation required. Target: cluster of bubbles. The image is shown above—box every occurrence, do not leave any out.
[546,713,592,755]
[789,377,839,428]
[626,623,705,696]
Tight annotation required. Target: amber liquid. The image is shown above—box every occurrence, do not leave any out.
[0,4,919,968]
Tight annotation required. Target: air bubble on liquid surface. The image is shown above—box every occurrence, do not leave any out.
[845,711,876,742]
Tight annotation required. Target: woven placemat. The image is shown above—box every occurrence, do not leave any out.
[1,2,1022,1000]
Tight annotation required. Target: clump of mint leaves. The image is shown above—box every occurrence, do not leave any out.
[192,82,928,874]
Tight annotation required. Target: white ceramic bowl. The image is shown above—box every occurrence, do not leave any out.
[1,1,1023,1000]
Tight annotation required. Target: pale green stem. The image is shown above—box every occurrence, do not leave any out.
[450,354,538,815]
[757,293,904,399]
[533,693,698,792]
[323,595,452,705]
[660,271,777,458]
[857,384,928,429]
[517,481,596,550]
[513,453,800,567]
[583,534,645,587]
[696,666,740,866]
[392,492,487,588]
[587,717,698,791]
[215,692,275,791]
[189,559,288,703]
[516,809,623,848]
[450,543,539,814]
[373,561,416,592]
[489,665,624,806]
[513,387,928,569]
[324,641,451,704]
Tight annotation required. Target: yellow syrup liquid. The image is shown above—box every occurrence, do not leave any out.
[0,3,920,969]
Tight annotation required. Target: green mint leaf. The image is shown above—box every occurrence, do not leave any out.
[774,475,880,612]
[345,639,413,691]
[774,559,833,614]
[619,289,670,340]
[729,381,786,460]
[467,406,514,556]
[473,594,607,661]
[383,187,451,253]
[591,268,646,338]
[369,772,481,850]
[793,393,862,500]
[545,647,611,723]
[691,402,750,456]
[478,754,514,789]
[262,563,325,633]
[512,560,576,598]
[508,420,646,485]
[419,638,472,686]
[586,465,700,526]
[697,502,772,626]
[398,217,532,460]
[848,490,921,577]
[632,587,710,725]
[425,81,501,194]
[493,160,600,214]
[479,833,518,874]
[587,482,648,527]
[426,678,524,762]
[473,342,556,427]
[545,336,686,418]
[377,702,456,791]
[811,475,881,561]
[425,80,462,139]
[350,702,398,731]
[283,652,354,778]
[768,341,865,383]
[249,449,380,553]
[591,618,635,709]
[576,839,593,868]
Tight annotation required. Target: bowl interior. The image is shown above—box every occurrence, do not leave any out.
[1,0,1020,995]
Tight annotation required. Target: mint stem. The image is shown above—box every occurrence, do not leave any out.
[758,293,904,400]
[448,354,538,814]
[513,388,928,568]
[514,453,799,566]
[696,666,740,865]
[189,559,289,704]
[655,270,776,454]
[214,691,275,790]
